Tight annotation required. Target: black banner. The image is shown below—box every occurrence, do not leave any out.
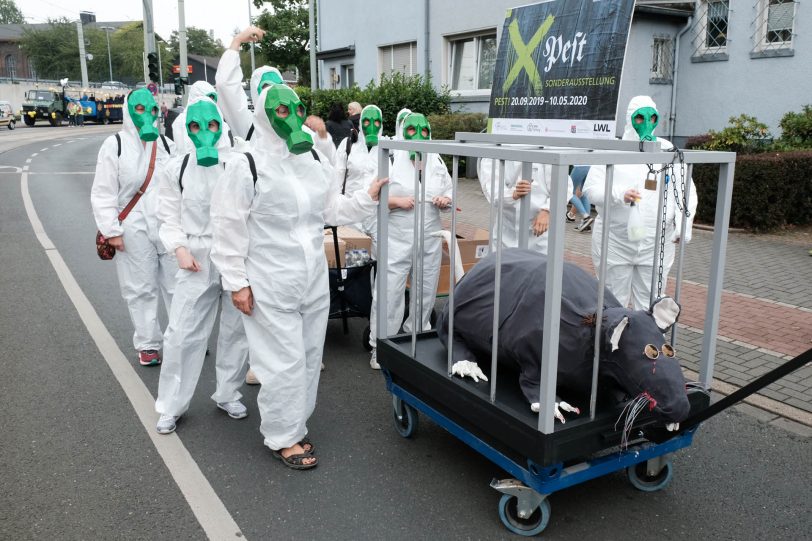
[488,0,634,138]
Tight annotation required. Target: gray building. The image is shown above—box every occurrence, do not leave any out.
[315,0,808,142]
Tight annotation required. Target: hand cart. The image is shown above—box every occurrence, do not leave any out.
[369,133,788,536]
[325,225,376,351]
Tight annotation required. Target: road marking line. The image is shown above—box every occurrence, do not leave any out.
[53,144,61,147]
[20,159,245,540]
[40,148,48,152]
[31,153,38,157]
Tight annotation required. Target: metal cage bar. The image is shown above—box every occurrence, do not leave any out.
[518,161,533,249]
[489,160,507,403]
[649,169,668,306]
[671,164,693,346]
[375,146,391,353]
[448,155,459,376]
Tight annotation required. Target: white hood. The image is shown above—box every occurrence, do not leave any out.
[394,108,412,140]
[360,104,383,143]
[249,66,283,108]
[184,95,233,155]
[622,95,658,141]
[188,80,218,103]
[250,86,295,159]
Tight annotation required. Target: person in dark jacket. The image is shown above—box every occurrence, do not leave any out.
[325,101,353,148]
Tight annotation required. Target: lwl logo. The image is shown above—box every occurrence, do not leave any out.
[593,123,610,132]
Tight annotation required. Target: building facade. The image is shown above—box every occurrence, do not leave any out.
[315,0,807,142]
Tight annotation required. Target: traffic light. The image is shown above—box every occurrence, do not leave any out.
[147,52,160,83]
[174,76,184,96]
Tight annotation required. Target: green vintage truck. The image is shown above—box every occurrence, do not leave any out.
[21,88,67,127]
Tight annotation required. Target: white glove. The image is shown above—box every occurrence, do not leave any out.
[531,400,581,423]
[451,360,489,383]
[666,422,680,432]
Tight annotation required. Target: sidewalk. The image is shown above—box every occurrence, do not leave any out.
[453,178,812,422]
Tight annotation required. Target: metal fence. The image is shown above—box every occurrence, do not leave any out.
[375,134,736,434]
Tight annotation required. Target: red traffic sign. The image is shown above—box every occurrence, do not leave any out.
[172,65,194,74]
[147,82,158,96]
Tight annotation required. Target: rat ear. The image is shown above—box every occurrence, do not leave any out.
[650,297,680,332]
[602,312,629,352]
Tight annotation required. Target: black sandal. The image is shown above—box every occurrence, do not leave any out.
[272,450,318,470]
[299,438,314,454]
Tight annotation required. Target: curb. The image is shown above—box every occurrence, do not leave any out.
[684,368,812,432]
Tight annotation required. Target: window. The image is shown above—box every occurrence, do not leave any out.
[341,64,354,89]
[692,0,729,61]
[650,36,673,84]
[448,32,497,92]
[5,54,16,79]
[752,0,796,56]
[379,41,417,78]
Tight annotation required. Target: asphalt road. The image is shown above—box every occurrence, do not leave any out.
[0,127,809,540]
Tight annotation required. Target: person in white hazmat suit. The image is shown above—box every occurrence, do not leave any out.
[368,113,453,369]
[91,88,176,367]
[170,81,232,154]
[154,97,250,435]
[477,158,572,254]
[210,83,386,470]
[215,26,335,163]
[333,104,384,254]
[583,95,697,311]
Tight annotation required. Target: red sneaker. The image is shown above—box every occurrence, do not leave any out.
[138,349,161,366]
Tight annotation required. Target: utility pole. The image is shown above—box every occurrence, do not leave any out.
[309,0,316,90]
[100,26,114,82]
[178,0,189,105]
[76,20,89,88]
[156,41,164,91]
[142,0,156,82]
[248,0,256,73]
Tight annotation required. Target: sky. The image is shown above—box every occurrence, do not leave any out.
[17,0,257,47]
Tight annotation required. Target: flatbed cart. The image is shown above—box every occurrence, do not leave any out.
[325,225,376,351]
[371,134,756,536]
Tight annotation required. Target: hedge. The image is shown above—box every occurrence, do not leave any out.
[295,72,451,136]
[692,151,812,231]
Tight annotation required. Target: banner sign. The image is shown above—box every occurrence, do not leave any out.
[488,0,634,138]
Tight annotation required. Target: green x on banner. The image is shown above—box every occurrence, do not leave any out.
[488,0,634,138]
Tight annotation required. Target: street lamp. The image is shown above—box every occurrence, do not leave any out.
[99,26,114,82]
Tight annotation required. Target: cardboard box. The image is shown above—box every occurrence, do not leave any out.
[324,225,372,268]
[405,220,491,296]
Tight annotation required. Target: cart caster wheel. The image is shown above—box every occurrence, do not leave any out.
[498,494,550,537]
[627,461,673,492]
[362,325,372,351]
[392,396,418,438]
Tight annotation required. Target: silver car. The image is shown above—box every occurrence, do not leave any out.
[0,101,16,130]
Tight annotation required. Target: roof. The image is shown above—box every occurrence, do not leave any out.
[187,53,221,69]
[0,20,134,42]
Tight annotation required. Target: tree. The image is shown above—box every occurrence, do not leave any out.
[0,0,25,24]
[19,19,165,86]
[168,27,225,59]
[253,0,310,83]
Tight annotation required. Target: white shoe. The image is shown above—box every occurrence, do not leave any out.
[245,368,259,385]
[217,400,248,419]
[370,348,380,370]
[156,414,179,434]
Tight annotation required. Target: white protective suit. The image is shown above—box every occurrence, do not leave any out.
[369,144,453,348]
[209,87,378,451]
[477,158,572,254]
[91,95,177,352]
[154,97,249,418]
[583,96,697,310]
[334,104,383,254]
[214,49,335,163]
[171,81,232,154]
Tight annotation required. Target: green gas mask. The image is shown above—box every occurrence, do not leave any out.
[257,70,284,96]
[127,88,159,142]
[206,92,218,103]
[631,106,659,142]
[361,106,382,146]
[402,113,431,161]
[186,100,223,167]
[264,84,313,155]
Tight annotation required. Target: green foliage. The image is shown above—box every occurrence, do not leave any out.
[0,0,24,24]
[19,20,158,85]
[692,151,812,231]
[778,105,812,149]
[296,72,451,136]
[253,0,310,83]
[426,113,487,141]
[693,114,772,154]
[168,27,225,59]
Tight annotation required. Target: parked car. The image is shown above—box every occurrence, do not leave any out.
[101,81,128,90]
[0,100,18,129]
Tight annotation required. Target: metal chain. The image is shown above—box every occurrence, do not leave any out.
[656,165,671,299]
